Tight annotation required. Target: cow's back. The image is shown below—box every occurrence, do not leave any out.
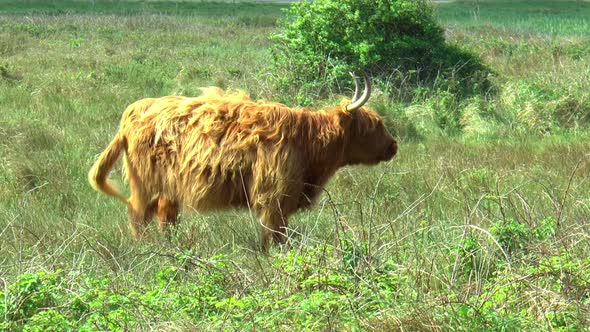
[120,95,265,211]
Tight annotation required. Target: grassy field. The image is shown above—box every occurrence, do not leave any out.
[1,0,589,330]
[436,0,590,36]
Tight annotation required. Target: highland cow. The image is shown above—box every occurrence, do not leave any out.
[88,74,397,249]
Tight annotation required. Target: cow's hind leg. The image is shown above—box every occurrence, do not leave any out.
[156,197,180,232]
[126,160,157,239]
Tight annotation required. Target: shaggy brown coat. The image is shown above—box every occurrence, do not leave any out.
[89,87,397,248]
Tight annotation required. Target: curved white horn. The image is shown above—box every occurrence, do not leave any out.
[349,72,361,103]
[346,72,371,111]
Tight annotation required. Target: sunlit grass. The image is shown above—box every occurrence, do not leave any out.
[1,1,589,330]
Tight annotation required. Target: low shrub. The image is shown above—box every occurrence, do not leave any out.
[270,0,491,105]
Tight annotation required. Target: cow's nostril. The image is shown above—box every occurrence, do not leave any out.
[390,141,398,156]
[382,141,397,160]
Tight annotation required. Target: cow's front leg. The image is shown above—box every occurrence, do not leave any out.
[259,208,289,251]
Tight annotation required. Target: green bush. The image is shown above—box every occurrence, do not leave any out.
[270,0,490,105]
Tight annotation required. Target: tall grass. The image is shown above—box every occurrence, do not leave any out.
[1,1,589,330]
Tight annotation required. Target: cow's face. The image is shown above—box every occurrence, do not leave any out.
[343,108,397,166]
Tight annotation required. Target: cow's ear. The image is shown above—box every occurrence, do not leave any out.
[331,106,353,129]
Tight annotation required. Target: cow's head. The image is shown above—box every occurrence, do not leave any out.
[340,73,397,166]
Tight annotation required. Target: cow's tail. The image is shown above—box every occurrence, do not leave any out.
[88,134,129,205]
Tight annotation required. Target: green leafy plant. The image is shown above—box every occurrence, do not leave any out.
[489,217,557,257]
[490,218,533,255]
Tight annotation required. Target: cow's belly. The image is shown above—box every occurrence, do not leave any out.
[171,171,251,212]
